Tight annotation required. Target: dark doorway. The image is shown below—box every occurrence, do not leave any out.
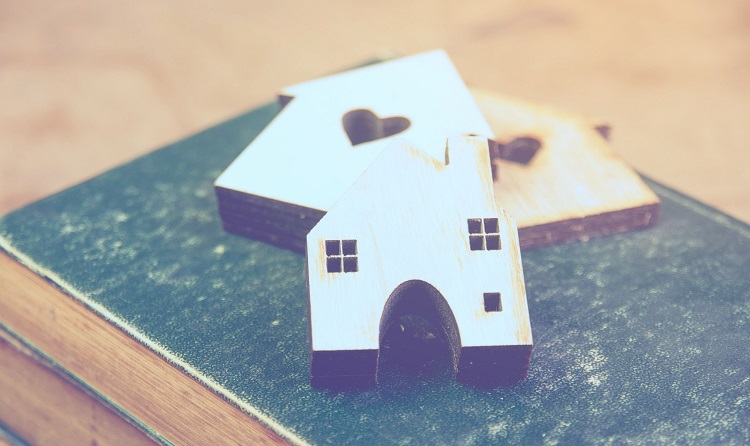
[378,280,461,383]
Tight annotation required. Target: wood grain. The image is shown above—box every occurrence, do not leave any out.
[219,85,659,252]
[0,328,157,446]
[306,137,532,386]
[0,252,287,445]
[1,1,748,222]
[474,88,660,249]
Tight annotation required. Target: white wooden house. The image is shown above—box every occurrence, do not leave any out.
[305,136,533,387]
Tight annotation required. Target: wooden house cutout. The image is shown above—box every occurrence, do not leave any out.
[474,89,660,249]
[305,136,533,387]
[214,50,493,250]
[215,55,658,253]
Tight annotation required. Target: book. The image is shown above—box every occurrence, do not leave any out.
[0,326,155,445]
[1,98,749,445]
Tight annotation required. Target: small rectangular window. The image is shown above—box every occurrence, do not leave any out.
[325,240,341,256]
[483,293,502,312]
[467,218,501,251]
[342,239,357,256]
[468,218,483,234]
[469,235,485,251]
[483,218,499,234]
[325,239,358,273]
[485,235,501,250]
[343,257,358,273]
[327,257,342,273]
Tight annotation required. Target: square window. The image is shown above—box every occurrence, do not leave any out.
[327,256,342,273]
[343,256,358,273]
[485,235,501,250]
[324,239,359,274]
[342,239,357,256]
[325,240,341,256]
[469,235,485,251]
[484,293,502,312]
[468,217,503,251]
[483,218,499,234]
[468,218,483,234]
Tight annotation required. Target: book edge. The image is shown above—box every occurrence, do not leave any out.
[643,177,750,237]
[0,324,164,445]
[0,236,310,446]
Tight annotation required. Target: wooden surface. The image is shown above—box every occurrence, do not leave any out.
[0,252,287,445]
[475,89,660,249]
[306,137,532,386]
[1,1,748,223]
[0,328,157,446]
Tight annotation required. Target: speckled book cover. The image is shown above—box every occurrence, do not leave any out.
[1,101,749,444]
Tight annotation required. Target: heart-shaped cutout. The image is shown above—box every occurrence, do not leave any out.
[490,136,542,165]
[342,109,411,146]
[487,136,543,181]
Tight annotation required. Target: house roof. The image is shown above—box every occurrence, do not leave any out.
[214,50,493,212]
[310,135,498,238]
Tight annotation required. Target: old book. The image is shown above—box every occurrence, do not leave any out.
[0,326,156,445]
[1,97,749,445]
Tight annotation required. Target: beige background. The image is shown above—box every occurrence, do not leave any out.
[1,0,748,222]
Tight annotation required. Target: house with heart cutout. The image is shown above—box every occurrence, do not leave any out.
[214,50,494,251]
[306,136,533,387]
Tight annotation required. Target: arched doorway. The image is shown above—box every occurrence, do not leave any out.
[378,280,462,381]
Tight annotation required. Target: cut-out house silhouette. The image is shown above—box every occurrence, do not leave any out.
[305,136,533,387]
[215,50,660,256]
[214,50,493,252]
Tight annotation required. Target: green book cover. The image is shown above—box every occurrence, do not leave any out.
[1,100,749,444]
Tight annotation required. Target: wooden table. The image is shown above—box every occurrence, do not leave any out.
[1,1,748,222]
